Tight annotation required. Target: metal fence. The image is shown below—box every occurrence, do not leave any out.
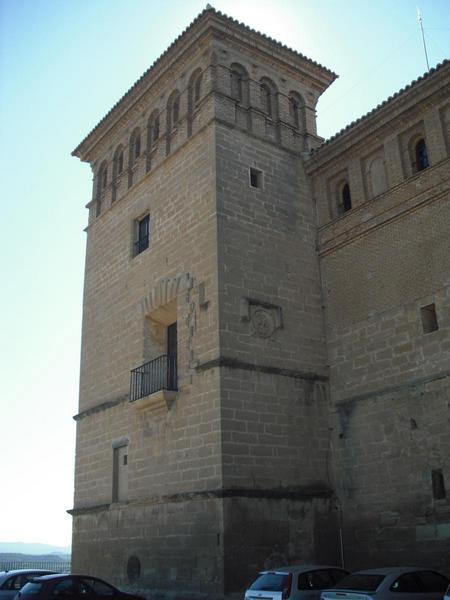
[130,354,177,401]
[0,561,71,572]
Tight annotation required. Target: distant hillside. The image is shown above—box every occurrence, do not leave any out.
[0,552,70,562]
[0,542,71,556]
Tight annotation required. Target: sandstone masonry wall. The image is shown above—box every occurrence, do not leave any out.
[307,65,450,572]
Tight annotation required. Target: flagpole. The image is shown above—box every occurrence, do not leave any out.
[417,7,430,71]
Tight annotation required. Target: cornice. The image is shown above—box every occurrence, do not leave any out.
[67,483,334,516]
[72,6,336,163]
[208,15,336,91]
[306,59,450,172]
[195,355,328,382]
[73,394,128,421]
[318,175,449,257]
[334,368,450,408]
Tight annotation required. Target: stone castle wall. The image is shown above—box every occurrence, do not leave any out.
[307,66,450,571]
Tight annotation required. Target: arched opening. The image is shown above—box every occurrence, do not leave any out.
[117,149,124,174]
[112,145,124,202]
[146,111,160,171]
[260,77,277,119]
[337,181,352,215]
[414,138,429,172]
[98,163,107,193]
[128,128,141,187]
[368,156,387,197]
[188,68,202,105]
[260,77,278,119]
[133,133,141,160]
[187,68,203,137]
[230,63,248,104]
[443,106,450,151]
[113,145,124,178]
[96,160,108,216]
[288,91,305,130]
[167,90,180,133]
[259,77,279,141]
[260,83,272,117]
[129,128,141,164]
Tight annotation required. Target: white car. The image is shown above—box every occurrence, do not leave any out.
[444,583,450,600]
[244,564,349,600]
[320,567,449,600]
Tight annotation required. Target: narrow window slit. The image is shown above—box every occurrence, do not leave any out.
[420,303,438,334]
[250,168,262,189]
[432,469,446,499]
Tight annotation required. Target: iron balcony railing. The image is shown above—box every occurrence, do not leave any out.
[130,354,177,402]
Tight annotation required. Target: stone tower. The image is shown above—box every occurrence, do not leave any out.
[71,3,450,594]
[71,7,337,596]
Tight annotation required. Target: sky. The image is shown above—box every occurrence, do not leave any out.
[0,0,448,550]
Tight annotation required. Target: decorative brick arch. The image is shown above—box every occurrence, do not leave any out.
[367,155,387,198]
[259,76,278,119]
[141,273,193,322]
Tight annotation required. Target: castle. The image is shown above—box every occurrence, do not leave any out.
[70,7,450,597]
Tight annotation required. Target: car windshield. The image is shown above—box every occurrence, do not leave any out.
[335,574,385,591]
[250,572,290,591]
[20,582,44,595]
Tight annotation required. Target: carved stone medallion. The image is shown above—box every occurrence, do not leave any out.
[251,308,275,338]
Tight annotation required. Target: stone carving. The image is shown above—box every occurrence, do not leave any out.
[251,308,275,338]
[240,297,282,338]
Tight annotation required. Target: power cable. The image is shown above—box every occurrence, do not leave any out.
[319,29,419,115]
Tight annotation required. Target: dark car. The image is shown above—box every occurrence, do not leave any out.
[15,574,144,600]
[445,583,450,600]
[0,570,56,600]
[320,567,449,600]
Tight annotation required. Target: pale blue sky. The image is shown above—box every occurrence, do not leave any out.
[0,0,448,548]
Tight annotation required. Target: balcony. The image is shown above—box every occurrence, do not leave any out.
[130,354,177,410]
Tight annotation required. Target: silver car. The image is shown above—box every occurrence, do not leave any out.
[0,571,55,600]
[245,564,349,600]
[320,567,449,600]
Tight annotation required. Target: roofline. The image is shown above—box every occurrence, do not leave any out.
[310,59,450,159]
[72,5,337,161]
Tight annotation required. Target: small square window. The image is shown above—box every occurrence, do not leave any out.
[249,167,263,189]
[134,214,150,257]
[420,303,438,334]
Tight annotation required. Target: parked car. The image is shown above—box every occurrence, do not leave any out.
[320,567,449,600]
[15,574,144,600]
[244,564,349,600]
[444,583,450,600]
[0,571,56,600]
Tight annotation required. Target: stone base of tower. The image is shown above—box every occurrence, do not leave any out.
[71,494,340,598]
[222,496,340,594]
